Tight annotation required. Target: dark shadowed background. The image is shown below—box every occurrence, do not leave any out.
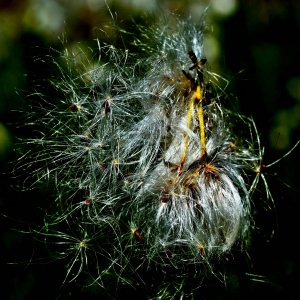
[1,0,299,299]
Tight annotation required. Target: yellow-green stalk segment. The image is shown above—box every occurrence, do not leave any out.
[179,90,196,175]
[195,84,206,158]
[179,81,207,176]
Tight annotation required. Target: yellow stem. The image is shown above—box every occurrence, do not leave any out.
[179,90,196,175]
[195,85,206,157]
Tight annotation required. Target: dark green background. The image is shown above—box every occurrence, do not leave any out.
[1,0,299,299]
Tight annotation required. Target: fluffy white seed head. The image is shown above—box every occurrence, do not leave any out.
[17,8,282,289]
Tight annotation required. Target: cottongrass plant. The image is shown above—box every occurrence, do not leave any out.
[13,7,299,298]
